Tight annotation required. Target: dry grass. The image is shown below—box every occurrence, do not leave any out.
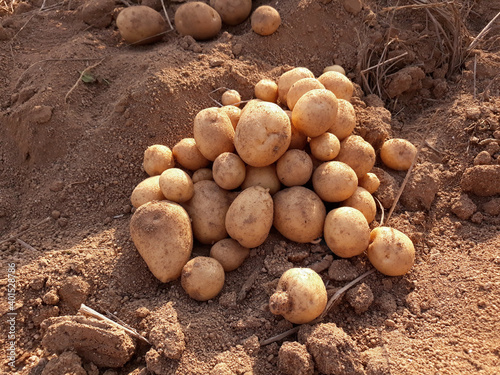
[0,0,15,14]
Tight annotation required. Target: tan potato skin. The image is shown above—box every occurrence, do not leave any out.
[241,164,281,195]
[276,149,313,187]
[312,161,358,202]
[210,238,250,271]
[221,89,241,107]
[278,67,314,104]
[219,106,241,129]
[172,138,210,171]
[130,201,192,283]
[335,135,376,178]
[380,138,417,170]
[342,186,377,223]
[159,168,194,203]
[317,71,354,101]
[328,99,356,140]
[358,172,380,194]
[210,0,252,26]
[192,168,213,183]
[117,6,168,45]
[181,257,225,301]
[251,5,281,36]
[130,176,165,208]
[193,107,235,161]
[174,2,222,40]
[143,144,174,176]
[212,152,246,190]
[286,78,325,110]
[309,132,341,161]
[292,89,339,138]
[284,110,308,150]
[255,79,279,103]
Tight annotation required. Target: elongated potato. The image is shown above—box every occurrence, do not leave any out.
[193,107,235,161]
[172,138,210,171]
[380,138,417,170]
[278,67,314,105]
[210,238,250,271]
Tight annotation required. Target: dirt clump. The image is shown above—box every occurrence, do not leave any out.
[461,165,500,196]
[40,351,87,375]
[346,282,374,314]
[278,341,314,375]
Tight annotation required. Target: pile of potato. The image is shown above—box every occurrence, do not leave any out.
[129,66,417,323]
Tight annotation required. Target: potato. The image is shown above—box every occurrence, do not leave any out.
[324,207,370,258]
[309,132,341,161]
[367,227,415,276]
[234,101,291,167]
[284,110,308,150]
[181,257,225,301]
[278,67,314,104]
[172,138,210,171]
[159,168,194,203]
[225,186,273,248]
[380,138,417,170]
[193,107,235,161]
[328,99,356,140]
[317,71,354,101]
[192,168,213,183]
[342,186,376,223]
[276,149,313,187]
[219,105,241,129]
[213,152,246,190]
[183,180,233,244]
[116,6,168,45]
[358,172,380,194]
[312,161,358,202]
[174,2,222,40]
[221,89,241,107]
[210,238,250,271]
[142,144,174,176]
[255,79,278,103]
[241,164,281,195]
[273,187,326,243]
[269,268,327,324]
[240,99,263,116]
[131,176,165,208]
[292,89,338,137]
[286,78,325,110]
[323,65,346,75]
[251,5,281,36]
[130,200,192,282]
[209,0,252,26]
[335,135,376,178]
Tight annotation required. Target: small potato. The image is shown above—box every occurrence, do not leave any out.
[193,107,235,161]
[317,71,354,101]
[213,152,246,190]
[269,268,327,324]
[210,238,250,271]
[292,89,338,137]
[358,172,380,194]
[219,105,241,129]
[192,168,213,183]
[342,186,377,223]
[286,78,325,110]
[328,99,356,140]
[143,144,175,176]
[276,149,313,187]
[278,67,314,104]
[273,186,326,243]
[324,207,370,258]
[335,135,376,178]
[159,168,194,203]
[131,176,165,208]
[174,2,221,40]
[323,65,346,75]
[367,227,415,276]
[241,164,281,195]
[380,138,417,170]
[309,132,341,161]
[312,161,358,202]
[255,79,279,103]
[172,138,210,171]
[181,257,225,301]
[225,186,273,248]
[284,110,308,150]
[209,0,252,26]
[116,6,168,45]
[251,5,281,36]
[221,89,241,107]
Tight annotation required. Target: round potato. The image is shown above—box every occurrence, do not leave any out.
[174,2,222,40]
[116,6,168,45]
[358,172,380,194]
[221,89,241,107]
[342,186,377,223]
[309,132,341,161]
[225,186,273,248]
[143,144,175,176]
[241,164,281,195]
[276,149,313,187]
[240,99,263,116]
[312,161,358,202]
[192,168,213,183]
[131,176,165,208]
[324,207,370,258]
[278,67,315,105]
[181,257,225,301]
[213,152,246,190]
[172,138,210,171]
[335,135,376,178]
[284,110,308,150]
[328,99,356,140]
[323,65,346,75]
[273,187,326,243]
[380,138,417,170]
[219,105,241,129]
[210,238,250,271]
[193,107,235,161]
[292,89,338,137]
[234,101,291,167]
[286,78,325,110]
[209,0,252,26]
[318,71,354,101]
[255,79,279,103]
[130,200,192,282]
[251,5,281,36]
[367,227,415,276]
[159,168,194,203]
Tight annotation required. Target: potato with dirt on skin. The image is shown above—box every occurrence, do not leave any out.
[312,161,358,202]
[273,186,326,243]
[130,200,192,283]
[286,78,325,110]
[255,79,279,103]
[367,227,415,276]
[212,152,246,190]
[328,99,356,140]
[251,5,281,36]
[278,67,315,105]
[172,138,210,171]
[269,268,327,324]
[276,149,313,187]
[323,65,346,75]
[159,168,194,203]
[174,2,222,41]
[241,164,281,195]
[181,257,225,301]
[210,0,252,26]
[221,89,241,107]
[219,106,241,129]
[210,238,250,272]
[318,70,354,101]
[143,144,175,176]
[380,138,417,171]
[292,89,338,138]
[342,186,377,223]
[130,176,164,208]
[193,107,235,161]
[117,6,168,45]
[284,110,308,150]
[310,132,341,161]
[192,168,213,183]
[324,207,370,258]
[335,135,376,178]
[358,172,380,194]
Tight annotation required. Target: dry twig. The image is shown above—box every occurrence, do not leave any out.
[161,0,174,30]
[64,58,105,103]
[16,238,39,252]
[0,217,51,246]
[468,11,500,51]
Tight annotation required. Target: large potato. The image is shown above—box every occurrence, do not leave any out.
[278,67,314,105]
[210,0,252,26]
[116,6,168,45]
[292,89,338,137]
[225,186,273,248]
[273,187,326,243]
[172,138,210,171]
[335,135,376,178]
[181,257,225,301]
[130,176,164,208]
[241,164,281,195]
[130,200,192,282]
[159,168,194,203]
[174,2,221,40]
[193,107,235,161]
[251,5,281,36]
[318,71,354,101]
[276,149,313,187]
[312,161,358,202]
[210,238,250,272]
[143,144,174,176]
[342,186,377,223]
[212,152,246,190]
[328,99,356,140]
[234,101,291,167]
[380,138,417,170]
[286,78,325,110]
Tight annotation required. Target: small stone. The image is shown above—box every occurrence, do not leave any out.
[43,290,60,305]
[104,216,112,225]
[57,217,68,228]
[342,0,362,15]
[209,59,224,67]
[51,210,61,219]
[346,283,374,314]
[31,105,53,124]
[451,194,477,220]
[135,307,150,318]
[232,43,243,55]
[485,142,500,155]
[50,180,64,192]
[483,198,500,216]
[465,107,481,120]
[474,150,492,166]
[461,165,500,196]
[59,276,90,310]
[471,212,484,224]
[385,319,396,327]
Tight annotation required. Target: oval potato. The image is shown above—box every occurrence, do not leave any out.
[251,5,281,36]
[286,78,325,110]
[210,0,252,26]
[335,135,376,178]
[174,2,222,40]
[172,138,210,171]
[212,152,246,190]
[143,144,175,176]
[312,161,358,202]
[309,132,341,161]
[255,79,279,103]
[241,164,281,195]
[292,89,338,137]
[380,138,417,170]
[342,186,377,223]
[328,99,356,140]
[278,67,314,105]
[117,6,168,45]
[210,238,250,271]
[276,149,313,187]
[159,168,194,203]
[193,107,235,161]
[131,176,164,208]
[318,70,354,101]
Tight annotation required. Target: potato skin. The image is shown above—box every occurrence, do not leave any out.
[312,161,358,202]
[309,132,341,161]
[286,78,325,110]
[328,99,356,140]
[278,67,315,105]
[159,168,194,203]
[318,71,354,101]
[212,152,246,190]
[181,257,225,301]
[380,138,417,170]
[241,164,281,195]
[210,238,250,271]
[255,79,279,103]
[192,168,213,183]
[172,138,210,171]
[335,135,376,178]
[116,6,168,45]
[276,149,313,187]
[210,0,252,26]
[174,2,222,40]
[342,186,377,223]
[193,107,235,161]
[251,5,281,36]
[131,176,165,208]
[292,89,339,138]
[130,200,192,283]
[143,144,175,176]
[358,172,380,194]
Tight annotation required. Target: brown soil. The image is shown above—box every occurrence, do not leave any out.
[1,0,500,374]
